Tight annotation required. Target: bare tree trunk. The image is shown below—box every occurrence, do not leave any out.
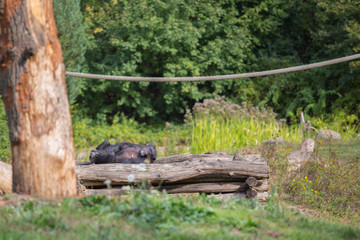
[0,0,76,197]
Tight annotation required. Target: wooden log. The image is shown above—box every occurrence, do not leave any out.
[75,160,91,165]
[83,188,130,196]
[155,154,267,165]
[157,180,268,194]
[83,187,269,202]
[156,182,247,194]
[209,192,269,202]
[246,188,258,198]
[81,179,268,194]
[0,161,12,195]
[83,188,269,201]
[154,154,233,163]
[76,158,270,187]
[245,177,258,187]
[252,179,268,192]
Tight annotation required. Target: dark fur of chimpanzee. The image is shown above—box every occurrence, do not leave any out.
[89,141,157,164]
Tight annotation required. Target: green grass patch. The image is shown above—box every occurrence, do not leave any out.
[190,116,302,154]
[265,139,360,223]
[1,192,359,240]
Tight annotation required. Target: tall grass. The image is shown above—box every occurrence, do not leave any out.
[187,96,303,154]
[191,116,302,154]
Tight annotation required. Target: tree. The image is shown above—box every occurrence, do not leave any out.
[77,0,360,123]
[79,0,254,122]
[0,0,77,197]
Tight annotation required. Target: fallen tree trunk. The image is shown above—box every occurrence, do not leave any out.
[0,161,12,194]
[154,153,266,164]
[209,192,269,202]
[80,178,268,194]
[156,178,268,194]
[156,182,247,194]
[76,157,270,187]
[82,188,269,201]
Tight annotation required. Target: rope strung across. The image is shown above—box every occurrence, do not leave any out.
[65,54,360,82]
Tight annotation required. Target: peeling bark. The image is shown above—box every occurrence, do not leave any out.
[0,0,76,197]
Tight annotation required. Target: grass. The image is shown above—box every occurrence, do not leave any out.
[190,116,302,154]
[263,138,360,223]
[0,192,359,240]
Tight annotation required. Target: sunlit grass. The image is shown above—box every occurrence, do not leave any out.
[190,116,302,154]
[265,139,360,223]
[1,192,359,239]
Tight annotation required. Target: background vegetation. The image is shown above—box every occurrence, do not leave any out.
[53,0,360,124]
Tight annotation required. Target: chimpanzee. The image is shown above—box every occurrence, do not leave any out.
[89,141,157,164]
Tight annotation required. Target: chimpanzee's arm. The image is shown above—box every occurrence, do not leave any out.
[96,140,111,150]
[89,149,116,164]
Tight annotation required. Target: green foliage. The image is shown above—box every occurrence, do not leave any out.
[1,192,359,239]
[0,101,11,163]
[53,0,87,104]
[74,0,360,123]
[252,0,360,120]
[80,192,214,226]
[78,0,267,122]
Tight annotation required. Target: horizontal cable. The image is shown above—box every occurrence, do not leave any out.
[65,53,360,82]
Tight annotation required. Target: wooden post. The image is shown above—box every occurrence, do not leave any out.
[0,0,76,197]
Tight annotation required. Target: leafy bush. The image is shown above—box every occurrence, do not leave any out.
[77,0,291,122]
[185,96,277,122]
[71,0,360,123]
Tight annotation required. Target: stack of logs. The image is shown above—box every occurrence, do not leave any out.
[76,153,270,201]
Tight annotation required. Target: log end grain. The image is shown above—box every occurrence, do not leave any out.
[246,188,258,198]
